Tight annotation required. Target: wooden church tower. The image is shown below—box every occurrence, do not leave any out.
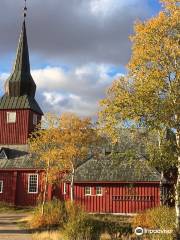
[0,17,43,146]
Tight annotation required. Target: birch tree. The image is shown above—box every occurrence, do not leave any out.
[29,113,99,209]
[99,0,180,235]
[29,114,66,215]
[58,113,99,202]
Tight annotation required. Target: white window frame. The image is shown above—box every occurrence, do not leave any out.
[85,186,91,196]
[96,186,102,196]
[7,112,16,123]
[28,174,38,194]
[63,182,67,195]
[33,114,38,125]
[0,181,3,193]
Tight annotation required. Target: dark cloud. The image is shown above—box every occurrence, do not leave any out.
[0,1,160,117]
[0,0,158,66]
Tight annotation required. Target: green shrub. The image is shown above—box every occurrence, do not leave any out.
[30,200,132,239]
[29,198,66,229]
[89,218,132,240]
[105,221,132,239]
[63,202,132,240]
[132,206,176,240]
[63,202,92,240]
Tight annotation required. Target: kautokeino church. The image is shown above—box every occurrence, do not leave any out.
[0,10,164,213]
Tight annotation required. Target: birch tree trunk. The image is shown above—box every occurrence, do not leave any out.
[42,172,48,215]
[70,166,75,202]
[175,130,180,237]
[157,130,164,206]
[160,171,164,206]
[42,160,50,216]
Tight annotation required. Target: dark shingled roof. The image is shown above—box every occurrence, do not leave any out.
[4,21,36,98]
[0,95,43,115]
[0,156,35,169]
[0,21,43,115]
[0,148,35,169]
[0,148,162,182]
[71,157,162,182]
[0,20,43,115]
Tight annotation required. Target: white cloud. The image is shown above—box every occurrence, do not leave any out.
[31,64,120,116]
[90,0,121,17]
[43,92,65,105]
[0,65,121,117]
[89,0,142,17]
[31,67,67,90]
[31,64,114,98]
[0,73,9,95]
[0,73,9,84]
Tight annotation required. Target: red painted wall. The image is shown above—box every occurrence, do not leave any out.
[0,170,160,212]
[15,170,44,206]
[56,182,160,213]
[0,109,41,145]
[0,170,43,206]
[0,171,17,204]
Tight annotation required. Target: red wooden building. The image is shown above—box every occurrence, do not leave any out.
[55,158,162,214]
[0,18,43,206]
[0,10,164,213]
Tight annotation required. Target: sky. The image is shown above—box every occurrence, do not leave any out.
[0,0,162,117]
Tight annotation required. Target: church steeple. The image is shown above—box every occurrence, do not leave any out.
[0,1,43,145]
[4,1,36,98]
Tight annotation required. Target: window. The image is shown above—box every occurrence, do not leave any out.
[63,182,66,194]
[96,186,102,196]
[7,112,16,123]
[0,181,3,193]
[33,114,38,125]
[28,174,38,193]
[85,186,91,196]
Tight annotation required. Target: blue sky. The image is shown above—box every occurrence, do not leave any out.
[0,0,162,117]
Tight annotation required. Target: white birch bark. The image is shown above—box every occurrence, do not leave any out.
[42,159,50,215]
[70,166,75,202]
[175,129,180,236]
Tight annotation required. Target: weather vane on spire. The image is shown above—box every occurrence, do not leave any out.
[24,0,27,19]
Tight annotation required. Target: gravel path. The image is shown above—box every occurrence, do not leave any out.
[0,213,32,240]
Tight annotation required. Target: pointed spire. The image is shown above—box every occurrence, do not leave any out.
[4,3,36,98]
[13,20,30,74]
[24,0,27,19]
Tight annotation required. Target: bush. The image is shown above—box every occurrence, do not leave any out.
[132,206,176,240]
[105,221,132,239]
[63,201,92,240]
[88,218,132,240]
[29,198,66,229]
[30,200,132,239]
[63,202,132,240]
